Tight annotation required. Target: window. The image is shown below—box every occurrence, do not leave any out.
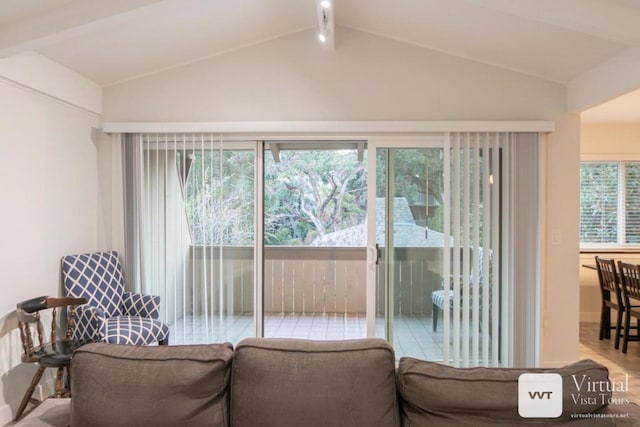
[580,161,640,247]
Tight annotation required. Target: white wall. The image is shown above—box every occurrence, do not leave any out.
[581,123,640,157]
[0,79,99,423]
[103,27,580,366]
[103,27,567,122]
[542,113,581,365]
[579,123,640,323]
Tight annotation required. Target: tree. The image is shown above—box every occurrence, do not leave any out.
[183,150,255,245]
[264,150,366,245]
[580,163,618,243]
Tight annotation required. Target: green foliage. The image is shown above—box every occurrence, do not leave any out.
[580,163,618,243]
[183,150,255,246]
[264,150,367,245]
[180,146,495,247]
[625,164,640,244]
[377,148,445,232]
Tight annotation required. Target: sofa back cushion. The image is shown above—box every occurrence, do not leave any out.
[71,342,233,427]
[231,338,400,427]
[398,358,612,426]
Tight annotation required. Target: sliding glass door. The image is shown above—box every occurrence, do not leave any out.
[367,134,509,366]
[368,139,447,360]
[129,132,529,367]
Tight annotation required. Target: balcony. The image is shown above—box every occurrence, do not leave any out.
[168,245,446,360]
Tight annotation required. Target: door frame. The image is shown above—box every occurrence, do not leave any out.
[365,136,446,341]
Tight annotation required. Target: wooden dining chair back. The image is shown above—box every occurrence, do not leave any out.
[14,296,87,421]
[595,256,624,347]
[617,262,640,353]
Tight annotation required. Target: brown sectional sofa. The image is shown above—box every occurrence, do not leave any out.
[15,338,640,426]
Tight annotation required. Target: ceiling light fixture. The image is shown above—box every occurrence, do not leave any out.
[318,10,329,43]
[316,0,334,49]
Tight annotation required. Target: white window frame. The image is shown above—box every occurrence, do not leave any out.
[580,157,640,250]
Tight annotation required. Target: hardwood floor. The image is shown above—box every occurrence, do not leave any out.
[579,322,640,403]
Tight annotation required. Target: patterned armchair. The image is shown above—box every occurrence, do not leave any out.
[432,247,492,331]
[61,251,169,346]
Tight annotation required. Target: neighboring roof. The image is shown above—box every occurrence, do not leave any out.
[312,197,450,247]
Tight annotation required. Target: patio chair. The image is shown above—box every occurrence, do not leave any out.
[61,251,169,346]
[432,247,491,332]
[14,296,87,421]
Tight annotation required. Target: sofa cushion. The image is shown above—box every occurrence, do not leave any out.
[70,342,233,427]
[231,338,400,427]
[398,358,614,426]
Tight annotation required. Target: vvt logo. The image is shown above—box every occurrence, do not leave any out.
[528,391,554,400]
[518,373,563,418]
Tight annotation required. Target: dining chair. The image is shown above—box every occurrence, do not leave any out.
[595,256,624,347]
[14,296,88,421]
[616,262,640,354]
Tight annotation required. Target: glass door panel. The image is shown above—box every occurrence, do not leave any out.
[262,144,368,340]
[167,141,256,344]
[373,146,445,360]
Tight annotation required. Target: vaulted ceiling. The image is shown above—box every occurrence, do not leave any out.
[1,0,639,120]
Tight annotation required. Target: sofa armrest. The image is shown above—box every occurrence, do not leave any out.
[122,291,160,319]
[73,304,106,342]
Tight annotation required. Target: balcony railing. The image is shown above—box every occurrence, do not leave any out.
[186,246,446,317]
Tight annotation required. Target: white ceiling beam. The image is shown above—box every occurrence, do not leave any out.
[316,0,335,50]
[0,52,101,114]
[465,0,640,46]
[0,0,165,58]
[568,47,640,112]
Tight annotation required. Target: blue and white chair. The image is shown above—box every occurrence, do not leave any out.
[432,247,492,331]
[61,251,169,346]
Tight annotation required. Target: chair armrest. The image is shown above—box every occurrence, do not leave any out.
[73,304,106,342]
[122,292,161,319]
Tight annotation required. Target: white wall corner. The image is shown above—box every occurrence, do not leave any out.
[0,51,102,115]
[568,46,640,112]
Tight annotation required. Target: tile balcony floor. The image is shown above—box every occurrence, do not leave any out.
[169,313,444,361]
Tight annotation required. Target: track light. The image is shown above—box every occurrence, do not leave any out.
[316,0,333,48]
[318,9,330,43]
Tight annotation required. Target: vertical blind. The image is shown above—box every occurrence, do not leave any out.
[441,132,539,368]
[122,131,540,365]
[124,133,256,344]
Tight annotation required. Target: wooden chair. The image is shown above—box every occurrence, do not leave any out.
[617,262,640,353]
[14,295,87,421]
[595,257,626,348]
